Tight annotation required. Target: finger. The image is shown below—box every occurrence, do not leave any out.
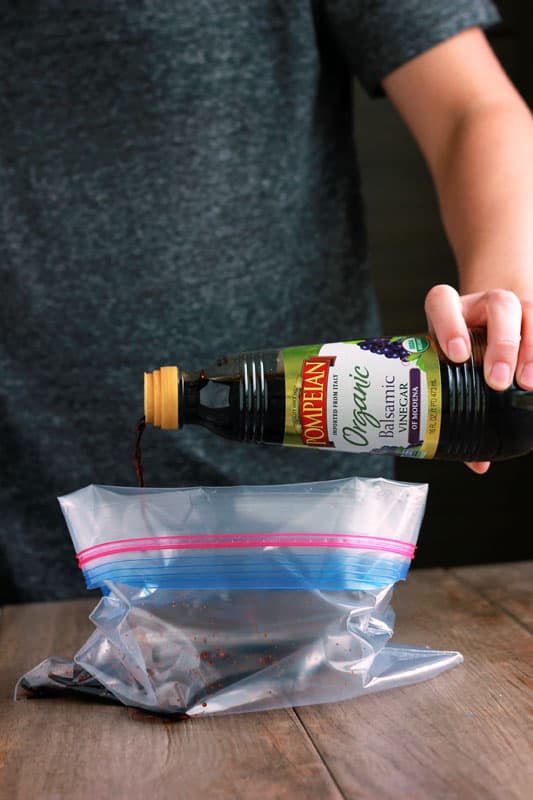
[483,290,522,390]
[424,284,470,362]
[465,461,491,474]
[516,298,533,390]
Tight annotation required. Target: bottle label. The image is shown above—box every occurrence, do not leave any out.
[282,336,442,458]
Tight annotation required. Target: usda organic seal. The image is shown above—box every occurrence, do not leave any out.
[402,336,430,354]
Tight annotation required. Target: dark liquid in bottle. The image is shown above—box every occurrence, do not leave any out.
[436,329,533,461]
[181,351,285,445]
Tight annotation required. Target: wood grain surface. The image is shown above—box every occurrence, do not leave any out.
[453,561,533,632]
[0,564,531,800]
[296,566,533,800]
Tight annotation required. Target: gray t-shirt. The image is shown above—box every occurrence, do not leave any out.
[0,0,499,602]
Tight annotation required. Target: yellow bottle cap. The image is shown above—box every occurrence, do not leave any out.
[144,366,179,429]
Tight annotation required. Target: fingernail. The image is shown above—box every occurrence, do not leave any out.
[447,337,469,362]
[490,362,511,388]
[519,362,533,387]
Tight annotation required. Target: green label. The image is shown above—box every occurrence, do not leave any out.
[281,335,442,458]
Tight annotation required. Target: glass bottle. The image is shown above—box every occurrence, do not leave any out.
[143,329,533,462]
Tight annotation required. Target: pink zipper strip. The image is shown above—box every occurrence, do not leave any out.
[77,534,416,568]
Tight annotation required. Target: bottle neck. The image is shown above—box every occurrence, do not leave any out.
[180,352,285,444]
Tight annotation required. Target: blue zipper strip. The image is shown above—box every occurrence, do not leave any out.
[82,551,410,591]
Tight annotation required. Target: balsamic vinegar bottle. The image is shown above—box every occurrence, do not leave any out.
[143,329,533,462]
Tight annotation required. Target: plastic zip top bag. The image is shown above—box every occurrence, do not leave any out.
[63,478,427,591]
[20,477,463,716]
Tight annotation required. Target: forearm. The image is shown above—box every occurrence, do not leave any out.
[433,99,533,297]
[383,28,533,471]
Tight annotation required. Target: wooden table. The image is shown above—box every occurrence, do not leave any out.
[1,563,531,800]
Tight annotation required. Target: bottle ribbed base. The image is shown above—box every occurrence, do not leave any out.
[437,329,493,461]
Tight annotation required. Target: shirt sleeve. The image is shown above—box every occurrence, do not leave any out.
[321,0,501,97]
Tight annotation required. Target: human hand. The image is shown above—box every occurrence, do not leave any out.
[424,284,533,474]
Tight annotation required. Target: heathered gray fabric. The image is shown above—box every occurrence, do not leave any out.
[323,0,500,96]
[0,1,499,602]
